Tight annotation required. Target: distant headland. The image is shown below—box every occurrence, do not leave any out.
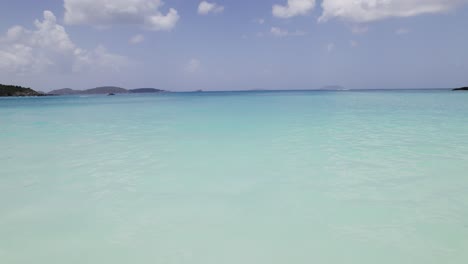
[0,84,166,97]
[0,84,48,97]
[452,87,468,91]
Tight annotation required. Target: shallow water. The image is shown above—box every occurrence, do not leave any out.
[1,90,468,263]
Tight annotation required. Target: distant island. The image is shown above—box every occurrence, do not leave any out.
[128,88,165,93]
[48,86,166,95]
[1,84,167,97]
[453,87,468,91]
[320,85,347,91]
[0,84,46,97]
[47,88,82,95]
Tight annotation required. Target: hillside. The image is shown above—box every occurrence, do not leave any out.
[48,88,82,95]
[0,84,43,97]
[48,86,129,95]
[82,86,128,94]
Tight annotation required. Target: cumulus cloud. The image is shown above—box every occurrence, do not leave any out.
[270,27,306,37]
[64,0,179,31]
[0,11,127,75]
[273,0,316,18]
[198,1,225,15]
[146,8,180,31]
[319,0,468,23]
[129,34,145,44]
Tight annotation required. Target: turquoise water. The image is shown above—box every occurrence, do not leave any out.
[1,90,468,263]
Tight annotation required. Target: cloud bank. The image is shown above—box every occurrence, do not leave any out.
[0,11,127,74]
[64,0,179,31]
[319,0,468,22]
[272,0,468,22]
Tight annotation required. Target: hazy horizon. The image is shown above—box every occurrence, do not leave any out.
[1,0,468,92]
[42,86,461,93]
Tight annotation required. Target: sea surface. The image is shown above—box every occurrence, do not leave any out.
[1,90,468,264]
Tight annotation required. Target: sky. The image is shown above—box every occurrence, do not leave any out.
[0,0,467,92]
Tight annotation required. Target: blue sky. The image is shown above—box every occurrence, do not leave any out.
[0,0,467,91]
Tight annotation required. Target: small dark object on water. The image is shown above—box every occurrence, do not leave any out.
[108,93,115,96]
[452,87,468,91]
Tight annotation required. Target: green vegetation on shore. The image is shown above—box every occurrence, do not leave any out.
[0,84,43,97]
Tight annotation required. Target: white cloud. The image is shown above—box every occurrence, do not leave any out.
[350,40,358,47]
[319,0,468,23]
[0,11,127,75]
[146,8,180,31]
[273,0,316,18]
[64,0,179,31]
[198,1,225,15]
[129,34,145,44]
[270,27,306,37]
[185,59,201,73]
[327,42,335,52]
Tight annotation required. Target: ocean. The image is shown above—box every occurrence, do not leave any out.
[1,90,468,263]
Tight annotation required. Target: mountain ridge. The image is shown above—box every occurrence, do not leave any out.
[48,86,166,95]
